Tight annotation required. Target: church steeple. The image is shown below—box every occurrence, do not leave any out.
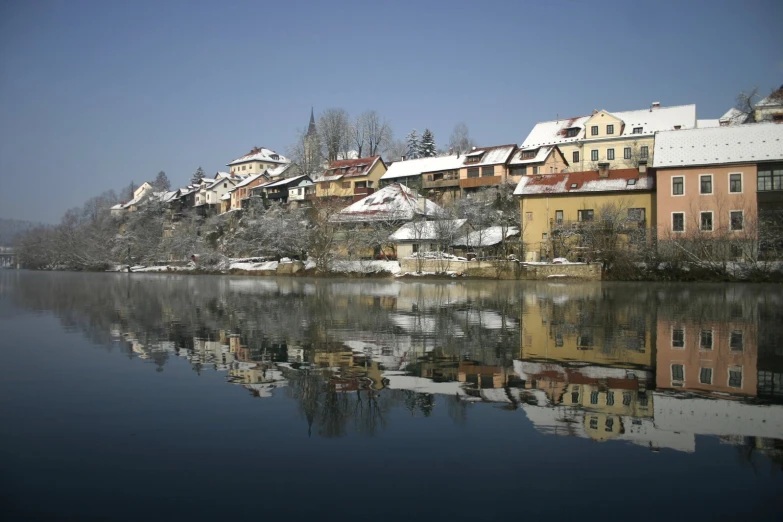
[307,107,316,136]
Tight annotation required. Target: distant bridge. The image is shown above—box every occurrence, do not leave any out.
[0,247,18,268]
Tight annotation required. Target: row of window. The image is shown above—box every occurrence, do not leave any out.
[670,364,743,388]
[671,328,744,350]
[569,389,649,408]
[466,166,496,178]
[672,173,743,195]
[671,210,744,232]
[585,124,643,137]
[572,146,648,163]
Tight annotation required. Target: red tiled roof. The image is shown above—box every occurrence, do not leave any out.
[515,168,655,195]
[323,156,382,179]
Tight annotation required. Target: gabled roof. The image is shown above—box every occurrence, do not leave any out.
[508,145,568,167]
[653,123,783,168]
[227,147,289,166]
[453,226,520,247]
[204,177,238,190]
[266,163,291,178]
[520,104,697,149]
[380,155,463,180]
[718,107,747,126]
[331,183,444,223]
[461,144,517,167]
[314,156,383,182]
[756,85,783,108]
[233,172,269,189]
[261,175,312,188]
[388,219,467,241]
[514,168,653,196]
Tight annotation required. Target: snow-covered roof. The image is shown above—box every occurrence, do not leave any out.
[262,174,311,188]
[653,122,783,168]
[313,156,382,183]
[520,104,697,149]
[756,85,783,108]
[388,219,467,241]
[461,144,517,167]
[205,177,237,190]
[697,119,720,128]
[507,145,567,166]
[718,107,747,126]
[452,226,519,247]
[220,192,231,200]
[331,183,445,223]
[266,163,291,178]
[380,155,463,180]
[514,168,653,196]
[227,147,289,166]
[233,172,268,189]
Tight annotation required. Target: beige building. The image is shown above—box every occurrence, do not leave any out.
[227,146,290,175]
[458,144,517,193]
[313,156,387,201]
[518,103,697,171]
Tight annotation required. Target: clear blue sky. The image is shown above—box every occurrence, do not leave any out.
[1,0,781,223]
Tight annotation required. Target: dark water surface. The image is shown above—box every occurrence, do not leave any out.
[1,271,782,520]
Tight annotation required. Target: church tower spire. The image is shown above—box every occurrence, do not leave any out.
[307,107,316,136]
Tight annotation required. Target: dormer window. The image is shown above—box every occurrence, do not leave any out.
[270,154,279,160]
[632,127,643,134]
[627,178,637,186]
[566,128,580,138]
[521,150,537,160]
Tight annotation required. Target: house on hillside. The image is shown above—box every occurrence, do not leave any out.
[110,182,155,215]
[379,155,463,202]
[331,183,444,224]
[514,165,655,262]
[518,103,696,171]
[230,172,271,212]
[195,174,238,215]
[227,146,290,176]
[313,156,387,201]
[507,145,569,177]
[653,122,783,260]
[458,144,518,194]
[388,219,467,258]
[452,226,520,259]
[252,175,312,204]
[288,179,315,205]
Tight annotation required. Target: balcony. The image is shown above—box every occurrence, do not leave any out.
[354,187,375,196]
[460,176,502,189]
[423,173,460,189]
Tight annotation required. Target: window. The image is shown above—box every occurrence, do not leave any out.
[591,150,599,161]
[467,167,479,178]
[729,173,742,193]
[672,212,685,232]
[757,168,783,191]
[700,174,713,194]
[481,166,494,177]
[700,329,713,350]
[342,181,350,188]
[624,147,632,159]
[628,208,645,221]
[590,391,599,405]
[578,209,594,222]
[242,165,246,170]
[730,210,744,231]
[606,392,615,406]
[607,148,615,160]
[510,166,526,176]
[700,212,713,231]
[555,210,563,224]
[607,124,614,135]
[555,333,563,347]
[526,212,533,221]
[520,150,536,159]
[672,328,684,348]
[572,391,579,404]
[577,335,593,347]
[728,368,742,388]
[639,394,649,407]
[532,166,539,175]
[605,418,614,432]
[699,367,713,385]
[730,331,744,351]
[591,125,598,136]
[542,232,548,240]
[633,127,643,134]
[640,146,649,159]
[622,392,632,406]
[672,364,684,382]
[572,151,580,163]
[590,417,598,430]
[566,128,579,137]
[627,178,637,186]
[223,183,227,188]
[672,176,684,195]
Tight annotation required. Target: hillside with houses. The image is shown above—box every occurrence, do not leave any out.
[13,87,783,280]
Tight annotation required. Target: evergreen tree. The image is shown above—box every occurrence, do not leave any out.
[405,129,420,159]
[191,167,205,185]
[420,129,436,158]
[153,170,171,191]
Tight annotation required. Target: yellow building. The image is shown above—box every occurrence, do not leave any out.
[515,166,656,261]
[313,156,387,200]
[227,146,290,175]
[457,144,517,193]
[518,104,696,171]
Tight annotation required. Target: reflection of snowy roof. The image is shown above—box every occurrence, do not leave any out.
[381,155,463,180]
[332,183,445,223]
[382,372,470,396]
[452,309,516,329]
[653,123,783,168]
[521,105,697,149]
[388,219,466,241]
[452,226,519,247]
[227,147,289,166]
[514,169,653,196]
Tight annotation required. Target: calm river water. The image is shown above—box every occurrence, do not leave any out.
[1,271,781,520]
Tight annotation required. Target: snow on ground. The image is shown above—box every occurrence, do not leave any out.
[229,261,279,271]
[328,259,401,274]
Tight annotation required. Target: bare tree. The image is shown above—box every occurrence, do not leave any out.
[360,110,392,156]
[288,127,324,179]
[319,108,352,163]
[382,139,407,163]
[448,122,475,154]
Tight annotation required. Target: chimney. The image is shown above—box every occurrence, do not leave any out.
[651,101,661,110]
[598,162,610,178]
[401,155,406,161]
[638,159,648,174]
[416,195,427,216]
